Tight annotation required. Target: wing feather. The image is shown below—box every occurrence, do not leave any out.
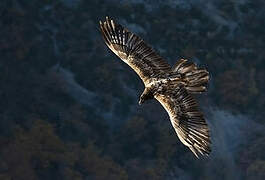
[99,17,171,85]
[155,87,211,158]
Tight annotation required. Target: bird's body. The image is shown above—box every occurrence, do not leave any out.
[99,17,211,158]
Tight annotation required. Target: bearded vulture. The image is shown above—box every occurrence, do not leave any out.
[99,17,211,158]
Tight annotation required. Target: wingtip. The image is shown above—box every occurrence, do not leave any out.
[187,141,210,158]
[189,146,200,159]
[106,16,110,21]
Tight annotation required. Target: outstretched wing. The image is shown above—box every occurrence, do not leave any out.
[99,17,171,85]
[155,87,211,158]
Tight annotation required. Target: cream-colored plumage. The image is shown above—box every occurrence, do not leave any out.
[99,16,211,158]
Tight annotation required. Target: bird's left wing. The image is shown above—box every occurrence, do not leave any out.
[99,17,171,85]
[155,87,211,158]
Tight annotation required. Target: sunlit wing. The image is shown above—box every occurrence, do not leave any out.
[99,16,171,85]
[155,87,211,158]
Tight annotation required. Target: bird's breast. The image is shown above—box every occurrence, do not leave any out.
[151,78,183,94]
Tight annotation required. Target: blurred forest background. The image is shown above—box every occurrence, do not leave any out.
[0,0,265,179]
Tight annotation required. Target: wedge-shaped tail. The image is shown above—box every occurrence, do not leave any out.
[172,59,209,93]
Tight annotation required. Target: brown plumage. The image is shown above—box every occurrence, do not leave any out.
[99,16,211,158]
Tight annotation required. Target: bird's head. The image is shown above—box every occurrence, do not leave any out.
[139,90,153,105]
[138,95,145,105]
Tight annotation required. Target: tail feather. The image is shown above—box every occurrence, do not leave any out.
[172,59,209,93]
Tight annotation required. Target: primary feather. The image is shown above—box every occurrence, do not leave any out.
[99,16,171,85]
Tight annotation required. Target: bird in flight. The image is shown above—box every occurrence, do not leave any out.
[99,17,211,158]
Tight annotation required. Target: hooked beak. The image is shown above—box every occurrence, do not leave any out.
[138,99,143,105]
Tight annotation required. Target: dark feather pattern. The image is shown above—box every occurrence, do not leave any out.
[172,59,209,93]
[99,17,171,85]
[99,17,211,158]
[155,88,211,158]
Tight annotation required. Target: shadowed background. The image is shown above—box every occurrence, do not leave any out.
[0,0,265,179]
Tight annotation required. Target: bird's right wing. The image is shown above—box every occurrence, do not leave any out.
[99,17,171,85]
[155,87,211,158]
